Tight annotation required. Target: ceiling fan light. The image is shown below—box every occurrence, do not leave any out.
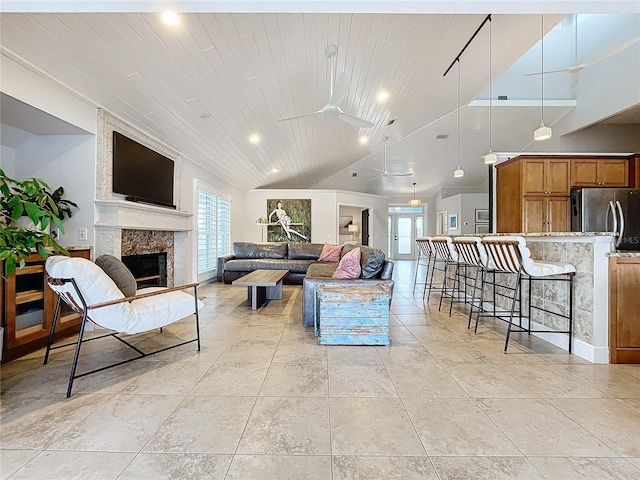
[453,167,465,178]
[408,199,422,206]
[483,149,498,165]
[534,121,552,141]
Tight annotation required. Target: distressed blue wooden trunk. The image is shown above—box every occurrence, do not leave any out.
[316,285,391,346]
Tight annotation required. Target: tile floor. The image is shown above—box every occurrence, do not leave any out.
[2,260,640,479]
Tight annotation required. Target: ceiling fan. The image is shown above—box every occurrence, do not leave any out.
[369,138,413,181]
[526,34,639,88]
[276,45,375,129]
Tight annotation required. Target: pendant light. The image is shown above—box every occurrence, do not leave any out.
[453,59,464,178]
[483,16,497,165]
[408,182,422,206]
[534,14,552,141]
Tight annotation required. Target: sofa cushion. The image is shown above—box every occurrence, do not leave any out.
[224,258,313,274]
[318,243,343,262]
[94,254,137,297]
[333,247,361,279]
[339,244,386,279]
[288,242,323,260]
[306,262,339,279]
[233,242,287,259]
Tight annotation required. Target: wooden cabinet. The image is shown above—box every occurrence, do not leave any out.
[609,256,640,363]
[2,249,91,363]
[522,196,570,233]
[522,158,571,196]
[572,159,628,187]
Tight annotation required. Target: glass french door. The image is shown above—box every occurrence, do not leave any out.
[393,215,415,260]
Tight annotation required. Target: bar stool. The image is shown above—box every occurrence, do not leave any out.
[452,237,493,329]
[430,237,460,312]
[481,236,576,353]
[413,237,434,296]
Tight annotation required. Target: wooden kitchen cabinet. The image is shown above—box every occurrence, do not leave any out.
[572,158,628,187]
[522,158,571,196]
[522,196,570,233]
[2,248,91,363]
[609,256,640,363]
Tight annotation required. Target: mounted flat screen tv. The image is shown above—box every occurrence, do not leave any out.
[112,131,175,209]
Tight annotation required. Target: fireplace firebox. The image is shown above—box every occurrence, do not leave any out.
[122,252,167,288]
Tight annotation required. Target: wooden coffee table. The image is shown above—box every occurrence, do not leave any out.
[232,270,289,310]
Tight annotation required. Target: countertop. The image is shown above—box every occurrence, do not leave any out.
[451,232,616,238]
[607,251,640,257]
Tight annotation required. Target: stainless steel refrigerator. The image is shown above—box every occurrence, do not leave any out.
[571,188,640,250]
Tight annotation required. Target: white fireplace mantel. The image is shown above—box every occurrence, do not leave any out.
[94,199,192,232]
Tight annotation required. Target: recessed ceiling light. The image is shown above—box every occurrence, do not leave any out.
[271,168,279,174]
[376,90,390,102]
[162,11,180,26]
[248,133,261,144]
[359,135,369,145]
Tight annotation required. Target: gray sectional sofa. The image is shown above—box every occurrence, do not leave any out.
[217,241,394,327]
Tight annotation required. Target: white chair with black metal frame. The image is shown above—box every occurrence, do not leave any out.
[44,255,204,397]
[452,236,493,329]
[480,236,576,353]
[413,237,434,297]
[430,237,461,313]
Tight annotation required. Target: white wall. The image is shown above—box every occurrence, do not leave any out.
[244,189,389,252]
[1,145,16,176]
[12,132,96,248]
[432,192,489,235]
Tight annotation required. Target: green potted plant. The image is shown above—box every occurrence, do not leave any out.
[0,169,71,275]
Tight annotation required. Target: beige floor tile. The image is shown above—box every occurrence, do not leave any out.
[0,450,39,480]
[389,326,421,344]
[118,453,233,479]
[273,340,327,363]
[431,456,544,480]
[390,305,425,315]
[549,398,640,457]
[328,364,397,397]
[49,393,184,452]
[628,458,640,468]
[529,457,640,480]
[620,398,640,412]
[237,396,330,455]
[559,365,640,398]
[1,393,112,449]
[477,398,618,457]
[326,346,382,365]
[190,362,270,396]
[404,325,461,344]
[260,362,328,397]
[376,343,439,366]
[144,395,255,453]
[443,364,539,398]
[330,397,426,456]
[403,398,522,456]
[8,451,135,480]
[425,343,492,364]
[503,365,611,398]
[121,360,211,395]
[226,455,331,480]
[385,364,468,398]
[215,339,279,363]
[332,455,438,480]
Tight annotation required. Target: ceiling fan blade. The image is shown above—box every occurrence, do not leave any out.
[329,71,350,106]
[388,172,414,177]
[583,34,640,68]
[569,70,581,88]
[369,173,385,181]
[525,67,576,76]
[338,112,375,128]
[277,111,322,122]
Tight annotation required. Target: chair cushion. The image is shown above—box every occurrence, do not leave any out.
[333,247,361,279]
[318,243,343,262]
[95,254,137,297]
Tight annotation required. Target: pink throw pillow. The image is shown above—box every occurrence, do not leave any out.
[332,247,361,279]
[318,243,342,262]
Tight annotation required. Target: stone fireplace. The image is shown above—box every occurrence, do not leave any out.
[94,110,192,286]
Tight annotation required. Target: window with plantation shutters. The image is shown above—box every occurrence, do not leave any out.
[197,186,231,275]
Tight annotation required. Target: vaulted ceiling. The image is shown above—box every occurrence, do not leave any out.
[1,2,638,197]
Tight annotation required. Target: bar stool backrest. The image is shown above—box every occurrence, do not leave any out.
[416,237,434,258]
[452,237,489,268]
[431,236,458,262]
[481,236,535,274]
